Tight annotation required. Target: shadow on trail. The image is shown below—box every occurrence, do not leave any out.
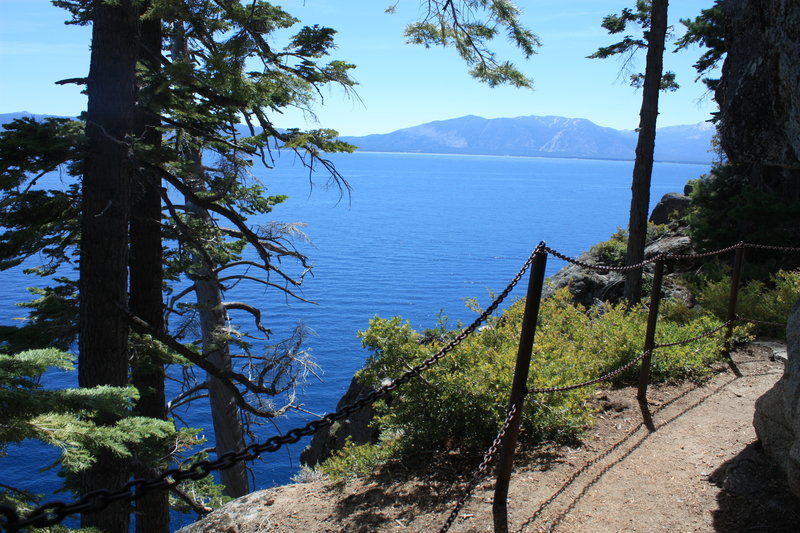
[710,441,800,533]
[515,374,739,533]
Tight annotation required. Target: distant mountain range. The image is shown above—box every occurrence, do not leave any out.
[340,115,716,164]
[2,112,716,164]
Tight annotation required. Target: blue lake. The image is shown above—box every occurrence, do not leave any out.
[0,151,710,528]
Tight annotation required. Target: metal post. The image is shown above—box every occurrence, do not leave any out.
[637,256,665,402]
[724,244,745,351]
[492,245,547,533]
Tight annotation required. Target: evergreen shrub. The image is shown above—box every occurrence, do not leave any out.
[321,289,731,479]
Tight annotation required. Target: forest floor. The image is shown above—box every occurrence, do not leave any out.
[179,343,800,533]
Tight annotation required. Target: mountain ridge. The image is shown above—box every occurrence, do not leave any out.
[340,114,715,164]
[1,112,715,164]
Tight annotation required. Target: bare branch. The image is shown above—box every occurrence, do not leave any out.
[223,301,271,336]
[218,275,315,304]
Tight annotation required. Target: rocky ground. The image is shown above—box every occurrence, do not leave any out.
[178,343,799,532]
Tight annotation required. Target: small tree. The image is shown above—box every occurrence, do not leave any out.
[589,0,673,305]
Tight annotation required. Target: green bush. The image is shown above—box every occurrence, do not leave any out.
[587,223,672,267]
[329,289,731,481]
[319,436,400,484]
[590,227,628,266]
[686,163,800,274]
[697,269,800,338]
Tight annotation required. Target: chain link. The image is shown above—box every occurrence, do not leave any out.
[439,403,519,533]
[664,241,743,261]
[544,242,747,275]
[653,319,733,349]
[1,246,544,533]
[543,246,661,273]
[528,350,650,394]
[744,242,800,253]
[738,316,785,328]
[4,240,795,531]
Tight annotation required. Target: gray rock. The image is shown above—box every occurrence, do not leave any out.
[717,0,800,168]
[644,235,693,259]
[752,339,789,364]
[542,253,625,307]
[753,300,800,499]
[649,192,691,225]
[299,375,379,467]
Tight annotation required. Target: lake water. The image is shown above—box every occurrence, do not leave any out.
[0,151,710,527]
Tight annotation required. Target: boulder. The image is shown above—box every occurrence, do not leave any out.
[753,300,800,499]
[649,192,691,225]
[717,0,800,167]
[542,253,624,308]
[299,375,379,467]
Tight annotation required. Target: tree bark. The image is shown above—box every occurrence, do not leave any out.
[623,0,669,305]
[185,160,251,498]
[130,12,170,533]
[79,1,139,531]
[170,23,251,498]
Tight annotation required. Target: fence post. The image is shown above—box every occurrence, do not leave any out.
[637,256,665,402]
[724,244,745,350]
[492,244,548,533]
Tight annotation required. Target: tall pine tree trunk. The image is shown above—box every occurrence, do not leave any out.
[79,1,139,530]
[130,12,170,533]
[185,155,251,498]
[170,23,250,497]
[623,0,669,305]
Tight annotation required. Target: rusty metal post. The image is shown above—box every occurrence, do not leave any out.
[724,244,745,350]
[492,245,547,533]
[637,256,665,402]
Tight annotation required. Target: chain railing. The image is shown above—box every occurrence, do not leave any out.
[439,403,519,533]
[0,247,543,533]
[528,350,650,394]
[2,239,797,533]
[490,240,797,532]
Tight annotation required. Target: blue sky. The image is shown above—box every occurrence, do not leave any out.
[1,0,719,136]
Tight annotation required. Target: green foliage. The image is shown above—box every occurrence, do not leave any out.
[0,348,177,482]
[0,278,78,353]
[403,0,540,88]
[0,118,82,273]
[319,436,400,485]
[168,450,233,514]
[686,163,800,274]
[696,270,800,338]
[335,288,730,481]
[587,224,671,267]
[674,1,725,91]
[588,0,679,92]
[590,227,628,266]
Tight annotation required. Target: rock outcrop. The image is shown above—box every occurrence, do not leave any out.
[717,0,800,167]
[299,375,379,467]
[649,192,691,225]
[544,219,699,308]
[753,301,800,499]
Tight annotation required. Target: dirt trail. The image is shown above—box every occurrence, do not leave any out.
[179,344,799,533]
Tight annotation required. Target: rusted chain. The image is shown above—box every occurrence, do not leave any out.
[544,242,746,275]
[664,241,742,260]
[744,242,800,253]
[543,246,660,273]
[0,246,545,533]
[528,350,649,394]
[653,319,734,349]
[738,316,785,328]
[439,403,519,533]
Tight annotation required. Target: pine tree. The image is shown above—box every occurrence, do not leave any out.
[589,0,673,305]
[1,1,540,529]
